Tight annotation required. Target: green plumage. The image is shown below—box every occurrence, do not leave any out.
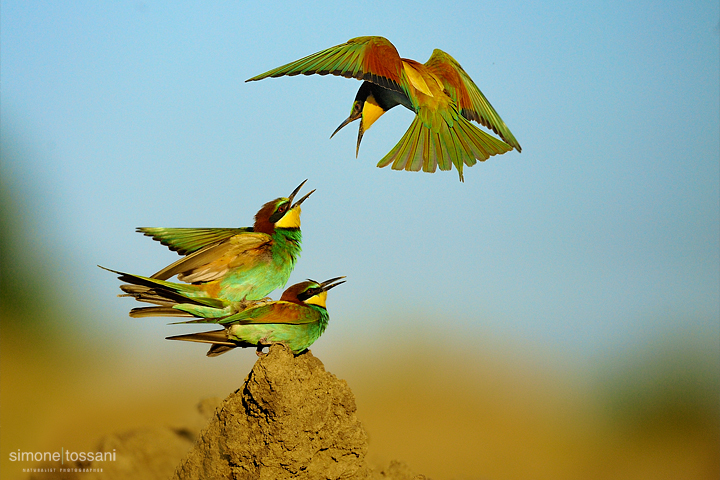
[247,36,521,181]
[167,278,345,356]
[103,181,314,318]
[137,227,253,255]
[246,36,404,93]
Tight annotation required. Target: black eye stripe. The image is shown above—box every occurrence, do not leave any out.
[298,287,322,301]
[268,201,292,224]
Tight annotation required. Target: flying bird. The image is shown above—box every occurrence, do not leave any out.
[167,277,346,356]
[247,36,521,181]
[103,180,314,316]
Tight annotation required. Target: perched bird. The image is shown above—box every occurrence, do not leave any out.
[167,277,346,356]
[247,36,521,181]
[103,180,314,317]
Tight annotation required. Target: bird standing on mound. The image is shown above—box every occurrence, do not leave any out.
[103,180,314,318]
[167,277,346,356]
[247,36,521,181]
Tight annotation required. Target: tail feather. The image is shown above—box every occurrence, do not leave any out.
[377,112,513,181]
[168,316,228,325]
[129,306,194,318]
[207,344,236,357]
[119,284,202,307]
[105,267,199,296]
[390,118,420,172]
[440,120,464,174]
[166,329,257,356]
[101,266,224,309]
[408,124,428,172]
[166,329,232,344]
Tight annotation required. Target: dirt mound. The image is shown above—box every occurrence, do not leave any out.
[29,345,426,480]
[174,344,424,479]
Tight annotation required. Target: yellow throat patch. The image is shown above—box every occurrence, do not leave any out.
[304,290,328,308]
[275,206,302,229]
[361,95,385,132]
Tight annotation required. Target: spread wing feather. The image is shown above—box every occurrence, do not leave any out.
[246,36,406,95]
[246,38,519,180]
[137,227,253,255]
[425,49,521,152]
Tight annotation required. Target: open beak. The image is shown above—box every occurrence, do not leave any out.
[288,179,315,209]
[331,115,364,158]
[331,99,365,157]
[320,276,346,292]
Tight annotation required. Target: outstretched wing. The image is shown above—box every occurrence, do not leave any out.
[246,36,407,94]
[138,227,253,255]
[424,49,521,152]
[151,232,272,282]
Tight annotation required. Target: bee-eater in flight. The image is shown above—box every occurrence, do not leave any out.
[246,36,521,181]
[167,277,346,356]
[103,180,314,317]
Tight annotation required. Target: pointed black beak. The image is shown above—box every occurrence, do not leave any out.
[292,189,314,209]
[355,123,365,158]
[332,115,364,158]
[287,179,307,203]
[320,276,346,292]
[330,114,359,140]
[287,179,314,209]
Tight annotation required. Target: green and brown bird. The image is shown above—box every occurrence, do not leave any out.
[246,36,521,181]
[167,277,345,356]
[104,180,314,317]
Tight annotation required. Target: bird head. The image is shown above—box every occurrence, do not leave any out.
[281,277,346,308]
[330,82,386,157]
[254,180,315,234]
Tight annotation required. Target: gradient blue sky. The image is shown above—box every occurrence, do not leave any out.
[2,1,718,366]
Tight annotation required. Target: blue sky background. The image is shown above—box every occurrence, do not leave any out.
[2,2,718,375]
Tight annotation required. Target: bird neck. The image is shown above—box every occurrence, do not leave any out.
[271,227,302,269]
[306,303,329,332]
